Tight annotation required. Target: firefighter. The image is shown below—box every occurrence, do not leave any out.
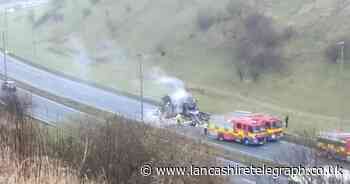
[175,114,183,126]
[285,115,289,128]
[204,126,208,136]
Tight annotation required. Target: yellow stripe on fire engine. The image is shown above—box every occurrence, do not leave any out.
[267,128,282,134]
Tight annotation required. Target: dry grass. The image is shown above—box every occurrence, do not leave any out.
[0,116,103,184]
[0,146,102,184]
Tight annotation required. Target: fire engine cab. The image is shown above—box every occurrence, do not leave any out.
[250,114,284,141]
[207,115,267,145]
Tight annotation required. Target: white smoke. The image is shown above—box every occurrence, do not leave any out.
[69,36,93,78]
[150,67,192,111]
[157,76,185,90]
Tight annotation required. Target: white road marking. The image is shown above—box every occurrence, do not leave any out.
[241,178,256,184]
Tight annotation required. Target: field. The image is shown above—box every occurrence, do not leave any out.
[2,0,350,132]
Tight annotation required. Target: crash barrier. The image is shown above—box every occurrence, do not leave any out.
[283,132,318,149]
[0,74,113,119]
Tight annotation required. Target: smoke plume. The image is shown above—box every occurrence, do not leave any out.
[150,67,191,107]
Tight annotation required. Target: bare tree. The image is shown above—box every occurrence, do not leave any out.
[235,13,289,81]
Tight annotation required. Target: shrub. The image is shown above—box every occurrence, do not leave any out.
[82,8,92,18]
[226,0,247,18]
[235,13,287,81]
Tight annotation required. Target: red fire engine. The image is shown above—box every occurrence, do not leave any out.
[207,115,267,145]
[317,132,350,161]
[249,114,284,141]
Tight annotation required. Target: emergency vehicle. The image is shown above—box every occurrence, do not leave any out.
[207,115,267,145]
[225,111,284,141]
[250,114,284,141]
[317,132,350,161]
[1,80,16,92]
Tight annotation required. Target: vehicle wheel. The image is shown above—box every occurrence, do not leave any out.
[326,152,333,159]
[218,134,224,141]
[243,139,249,145]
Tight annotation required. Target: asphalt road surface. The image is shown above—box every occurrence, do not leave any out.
[0,53,157,120]
[218,158,289,184]
[0,0,48,10]
[0,81,81,124]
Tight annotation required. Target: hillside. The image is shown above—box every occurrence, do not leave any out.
[4,0,350,132]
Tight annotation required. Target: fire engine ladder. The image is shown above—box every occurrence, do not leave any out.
[320,132,350,140]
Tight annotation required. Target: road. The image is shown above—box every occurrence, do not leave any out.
[218,158,289,184]
[0,53,157,120]
[0,81,82,125]
[0,0,48,11]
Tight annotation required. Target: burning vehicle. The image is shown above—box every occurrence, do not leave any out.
[160,91,210,126]
[153,72,210,126]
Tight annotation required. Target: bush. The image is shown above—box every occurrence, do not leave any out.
[235,13,287,81]
[82,8,92,18]
[283,25,297,41]
[226,0,247,18]
[244,13,281,48]
[62,117,225,183]
[1,93,32,121]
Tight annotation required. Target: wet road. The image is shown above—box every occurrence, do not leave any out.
[0,53,157,120]
[0,81,81,125]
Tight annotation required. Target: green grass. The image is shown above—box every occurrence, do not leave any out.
[4,0,350,133]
